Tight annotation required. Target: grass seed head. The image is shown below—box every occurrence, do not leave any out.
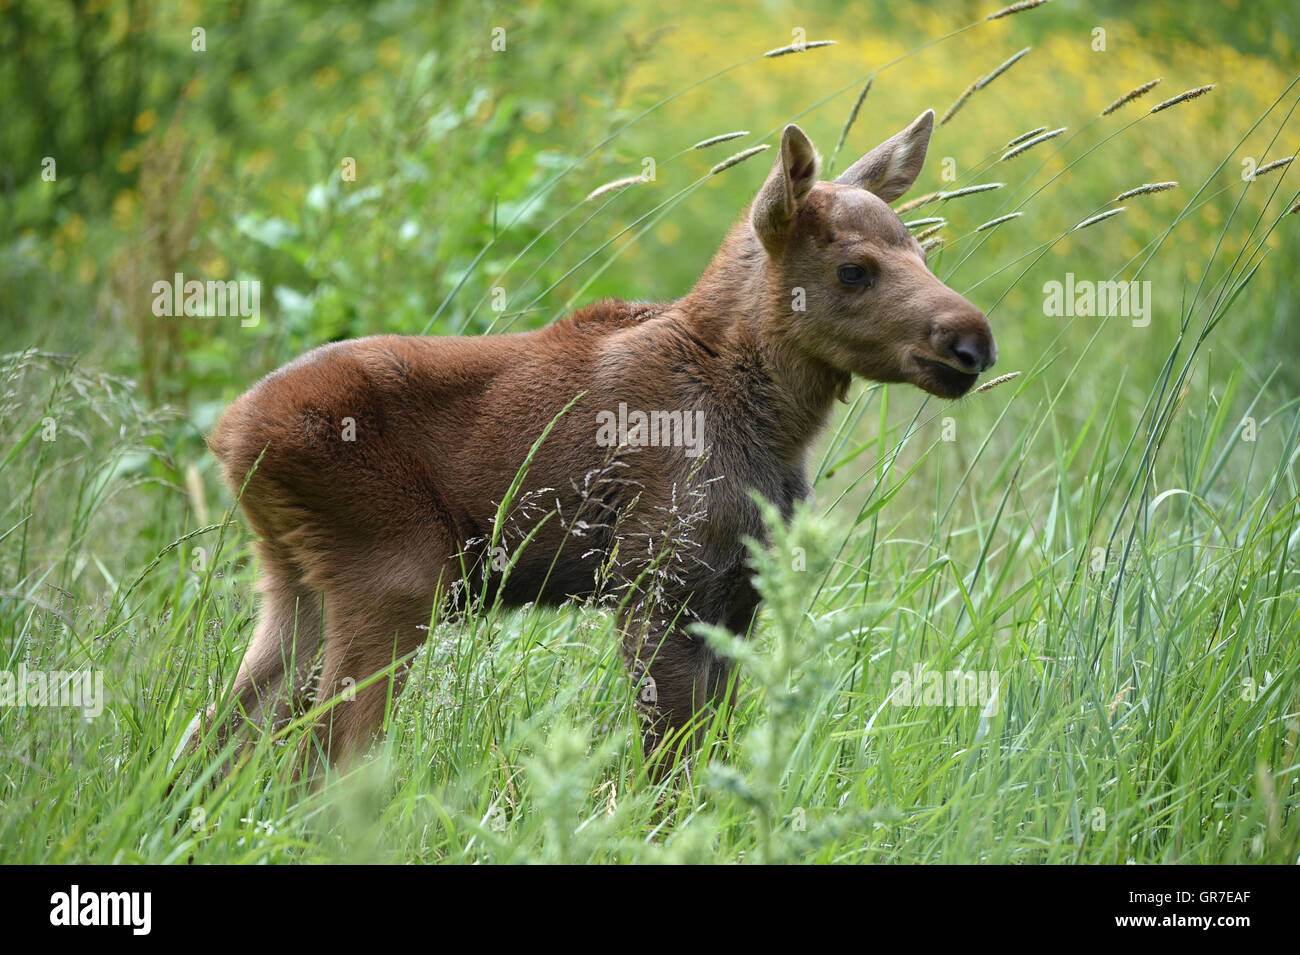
[977,47,1032,90]
[692,131,749,150]
[763,39,835,58]
[975,371,1021,393]
[1253,156,1295,177]
[830,78,874,173]
[1007,125,1049,148]
[1149,84,1216,114]
[940,81,979,126]
[709,144,770,175]
[1114,181,1178,201]
[1001,126,1067,161]
[1102,77,1163,116]
[939,183,1004,201]
[896,191,941,213]
[1073,207,1126,230]
[585,176,648,202]
[986,0,1050,21]
[942,47,1033,126]
[976,212,1023,231]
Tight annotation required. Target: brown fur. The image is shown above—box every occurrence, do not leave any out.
[200,113,995,775]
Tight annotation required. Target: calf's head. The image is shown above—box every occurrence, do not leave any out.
[750,111,996,398]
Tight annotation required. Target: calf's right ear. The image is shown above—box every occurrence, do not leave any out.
[834,109,934,202]
[750,124,820,252]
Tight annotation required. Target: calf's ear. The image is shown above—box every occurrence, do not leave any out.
[751,124,820,252]
[834,109,934,202]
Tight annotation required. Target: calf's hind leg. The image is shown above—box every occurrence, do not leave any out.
[204,552,322,754]
[296,586,435,775]
[623,610,719,768]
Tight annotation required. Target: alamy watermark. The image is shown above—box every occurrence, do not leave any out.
[1043,273,1152,327]
[50,885,150,935]
[0,664,103,718]
[890,665,1001,714]
[595,403,705,458]
[151,272,261,327]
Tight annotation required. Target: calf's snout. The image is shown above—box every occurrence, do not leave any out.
[931,307,997,374]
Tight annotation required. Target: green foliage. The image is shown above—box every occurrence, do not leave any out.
[0,0,1297,863]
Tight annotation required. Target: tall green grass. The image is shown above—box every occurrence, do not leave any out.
[1,8,1297,863]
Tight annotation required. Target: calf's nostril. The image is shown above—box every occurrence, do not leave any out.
[951,341,979,371]
[948,334,991,373]
[931,306,995,374]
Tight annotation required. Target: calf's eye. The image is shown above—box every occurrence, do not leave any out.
[837,264,873,288]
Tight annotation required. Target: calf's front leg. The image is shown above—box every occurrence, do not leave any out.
[621,606,728,769]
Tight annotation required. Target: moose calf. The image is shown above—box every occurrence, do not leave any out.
[202,110,995,774]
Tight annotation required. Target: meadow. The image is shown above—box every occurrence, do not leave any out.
[1,0,1298,863]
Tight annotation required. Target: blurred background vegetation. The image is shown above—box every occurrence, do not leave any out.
[2,0,1298,865]
[1,0,1297,610]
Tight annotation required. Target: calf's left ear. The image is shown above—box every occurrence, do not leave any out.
[835,109,934,202]
[751,124,820,253]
